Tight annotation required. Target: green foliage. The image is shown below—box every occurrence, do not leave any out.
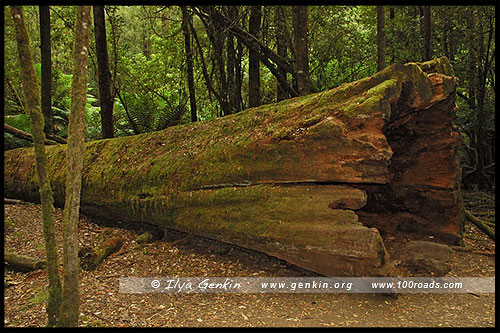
[5,113,31,132]
[309,6,377,91]
[4,217,17,230]
[20,286,49,311]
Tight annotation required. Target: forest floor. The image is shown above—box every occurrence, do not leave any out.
[3,190,495,327]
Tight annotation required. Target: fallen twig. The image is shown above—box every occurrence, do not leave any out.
[97,273,123,279]
[450,246,495,257]
[166,236,190,247]
[4,198,31,205]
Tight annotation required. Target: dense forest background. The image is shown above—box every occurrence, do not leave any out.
[3,5,495,190]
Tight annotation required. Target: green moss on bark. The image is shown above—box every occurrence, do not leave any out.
[4,57,458,276]
[10,6,62,327]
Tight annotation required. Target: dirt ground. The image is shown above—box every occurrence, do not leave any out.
[3,190,495,327]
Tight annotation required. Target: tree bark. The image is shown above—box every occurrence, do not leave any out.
[206,8,230,116]
[191,18,220,106]
[4,58,463,276]
[226,7,240,114]
[39,5,53,136]
[462,8,494,189]
[10,6,62,327]
[4,252,46,272]
[248,5,261,108]
[422,6,432,61]
[141,7,151,60]
[57,6,92,328]
[181,6,197,122]
[79,237,123,271]
[93,5,114,138]
[292,6,312,95]
[377,6,386,72]
[235,38,244,110]
[275,6,289,102]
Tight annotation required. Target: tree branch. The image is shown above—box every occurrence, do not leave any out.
[465,209,495,241]
[4,123,61,145]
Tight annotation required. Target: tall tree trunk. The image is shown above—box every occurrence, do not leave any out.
[207,8,229,116]
[474,10,493,189]
[181,6,197,122]
[226,34,239,113]
[141,7,151,60]
[39,5,53,136]
[57,6,92,327]
[376,6,386,72]
[10,6,62,327]
[226,7,240,114]
[422,6,432,61]
[461,8,494,190]
[248,5,261,108]
[275,6,288,102]
[195,6,297,98]
[292,6,312,95]
[443,24,450,61]
[93,5,114,138]
[236,38,244,110]
[191,20,219,105]
[389,7,395,63]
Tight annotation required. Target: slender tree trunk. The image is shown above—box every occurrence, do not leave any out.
[275,6,288,102]
[181,6,197,122]
[461,9,494,189]
[226,6,240,114]
[236,38,244,110]
[292,6,312,95]
[195,6,297,98]
[227,33,239,113]
[39,5,53,136]
[192,24,218,105]
[443,25,450,61]
[248,5,261,108]
[389,7,395,63]
[10,6,62,327]
[207,8,229,116]
[141,7,151,60]
[422,6,432,61]
[93,5,114,138]
[474,11,492,189]
[376,6,386,72]
[57,6,92,327]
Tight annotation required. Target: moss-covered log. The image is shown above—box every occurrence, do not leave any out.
[4,251,46,272]
[4,57,463,276]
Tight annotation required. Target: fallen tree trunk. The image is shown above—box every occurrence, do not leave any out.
[79,236,123,271]
[4,57,463,276]
[5,123,57,145]
[4,251,46,272]
[4,123,67,145]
